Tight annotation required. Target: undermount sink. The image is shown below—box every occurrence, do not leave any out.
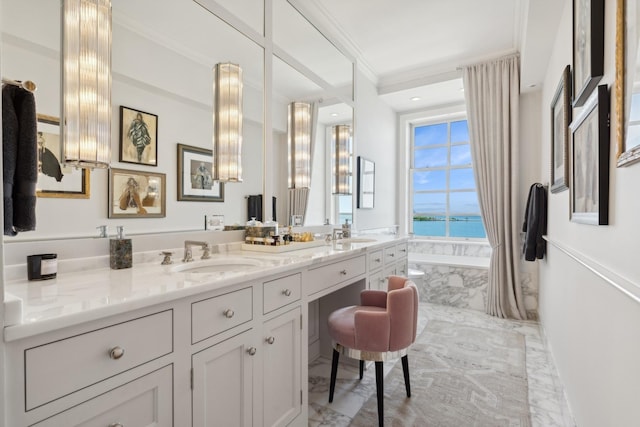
[170,257,267,274]
[336,238,377,244]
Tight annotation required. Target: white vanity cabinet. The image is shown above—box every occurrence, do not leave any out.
[191,272,303,427]
[367,241,409,290]
[5,308,175,426]
[32,364,173,427]
[192,327,257,427]
[262,307,302,427]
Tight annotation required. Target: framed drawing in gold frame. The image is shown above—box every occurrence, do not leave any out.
[108,168,166,218]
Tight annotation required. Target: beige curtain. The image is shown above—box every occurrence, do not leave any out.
[287,188,310,225]
[462,55,526,320]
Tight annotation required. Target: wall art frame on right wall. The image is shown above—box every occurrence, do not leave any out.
[569,84,610,225]
[573,0,605,107]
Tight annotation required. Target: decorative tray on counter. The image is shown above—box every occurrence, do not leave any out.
[241,240,327,253]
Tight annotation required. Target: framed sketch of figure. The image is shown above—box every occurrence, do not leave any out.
[177,143,224,202]
[119,106,158,166]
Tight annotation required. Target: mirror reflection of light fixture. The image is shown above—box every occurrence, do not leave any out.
[61,0,112,169]
[288,102,312,188]
[212,62,243,182]
[332,124,351,195]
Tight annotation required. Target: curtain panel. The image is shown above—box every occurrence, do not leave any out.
[462,55,526,320]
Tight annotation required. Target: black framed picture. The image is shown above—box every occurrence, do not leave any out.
[108,168,166,218]
[573,0,605,107]
[569,84,609,225]
[177,143,224,202]
[119,106,158,166]
[356,156,375,209]
[550,65,572,193]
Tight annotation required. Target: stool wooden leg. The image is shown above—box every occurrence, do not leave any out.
[329,349,340,403]
[401,355,411,398]
[359,360,364,380]
[375,361,384,427]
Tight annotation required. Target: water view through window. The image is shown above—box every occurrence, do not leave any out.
[412,119,486,239]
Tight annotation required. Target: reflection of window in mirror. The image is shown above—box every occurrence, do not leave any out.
[334,195,352,225]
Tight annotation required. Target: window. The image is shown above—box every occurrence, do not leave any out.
[411,119,486,239]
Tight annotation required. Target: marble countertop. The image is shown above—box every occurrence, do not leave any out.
[3,235,404,341]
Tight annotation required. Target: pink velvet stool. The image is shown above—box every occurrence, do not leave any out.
[327,276,419,427]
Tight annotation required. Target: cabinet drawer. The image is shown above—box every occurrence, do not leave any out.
[368,249,384,271]
[264,273,301,314]
[369,270,386,291]
[25,310,173,411]
[308,255,366,295]
[384,245,397,264]
[396,260,408,277]
[33,365,173,427]
[395,242,408,259]
[192,287,253,344]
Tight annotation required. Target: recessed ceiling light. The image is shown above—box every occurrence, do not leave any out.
[331,113,338,117]
[459,87,465,92]
[410,96,421,101]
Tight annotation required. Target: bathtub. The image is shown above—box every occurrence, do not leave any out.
[408,240,491,312]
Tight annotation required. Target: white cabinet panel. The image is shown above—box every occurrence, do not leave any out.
[33,365,173,427]
[192,287,253,344]
[263,307,301,427]
[192,329,255,427]
[25,310,173,410]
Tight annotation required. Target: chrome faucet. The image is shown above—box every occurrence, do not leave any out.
[183,240,211,262]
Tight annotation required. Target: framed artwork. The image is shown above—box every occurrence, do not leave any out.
[356,156,375,209]
[573,0,605,107]
[108,168,166,218]
[35,114,90,199]
[119,106,158,166]
[550,65,572,193]
[569,85,609,225]
[177,143,224,202]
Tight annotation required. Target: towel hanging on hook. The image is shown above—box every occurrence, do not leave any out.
[1,78,37,93]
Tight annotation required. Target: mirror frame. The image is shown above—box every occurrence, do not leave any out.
[616,0,640,166]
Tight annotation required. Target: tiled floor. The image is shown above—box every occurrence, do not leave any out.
[308,302,575,427]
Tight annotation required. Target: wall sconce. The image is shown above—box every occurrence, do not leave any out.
[61,0,112,169]
[212,62,243,182]
[332,124,352,195]
[288,102,312,189]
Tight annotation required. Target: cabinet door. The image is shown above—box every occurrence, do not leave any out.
[192,329,255,427]
[263,308,302,427]
[33,365,173,427]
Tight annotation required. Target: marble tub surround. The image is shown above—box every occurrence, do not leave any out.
[409,239,539,319]
[408,238,492,258]
[3,233,404,340]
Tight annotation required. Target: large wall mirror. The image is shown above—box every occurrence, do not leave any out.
[1,0,264,241]
[1,0,355,242]
[616,0,640,166]
[271,0,355,226]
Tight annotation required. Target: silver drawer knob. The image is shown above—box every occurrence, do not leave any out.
[223,309,235,318]
[247,347,257,356]
[375,258,381,262]
[379,277,385,283]
[339,269,347,275]
[266,336,275,345]
[109,347,125,360]
[109,423,124,427]
[390,253,395,257]
[282,289,292,297]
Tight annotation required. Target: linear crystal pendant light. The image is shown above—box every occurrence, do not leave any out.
[288,102,312,189]
[212,62,243,182]
[332,124,352,195]
[61,0,112,169]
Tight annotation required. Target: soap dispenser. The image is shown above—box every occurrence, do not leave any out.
[110,226,132,269]
[342,218,351,239]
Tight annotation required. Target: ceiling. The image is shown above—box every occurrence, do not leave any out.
[296,0,567,112]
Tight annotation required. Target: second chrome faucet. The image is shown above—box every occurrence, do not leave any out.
[183,240,211,262]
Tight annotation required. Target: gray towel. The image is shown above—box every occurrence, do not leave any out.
[3,84,38,236]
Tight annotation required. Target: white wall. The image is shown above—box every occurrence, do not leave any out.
[538,1,640,425]
[354,69,397,230]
